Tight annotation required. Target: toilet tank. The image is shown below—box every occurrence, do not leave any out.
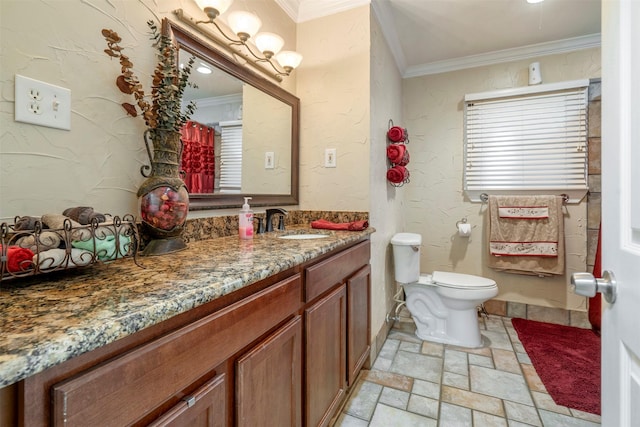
[390,233,422,284]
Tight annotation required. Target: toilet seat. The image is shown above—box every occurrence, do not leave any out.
[419,271,497,290]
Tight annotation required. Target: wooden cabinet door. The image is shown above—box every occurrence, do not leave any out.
[347,264,371,386]
[236,316,303,427]
[148,374,226,427]
[305,286,346,427]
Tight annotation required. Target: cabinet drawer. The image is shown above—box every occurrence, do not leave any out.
[148,373,226,427]
[305,241,370,302]
[52,274,302,427]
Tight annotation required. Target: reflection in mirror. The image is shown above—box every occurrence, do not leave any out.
[164,19,299,210]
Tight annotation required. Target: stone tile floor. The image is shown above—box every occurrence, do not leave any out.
[334,315,601,427]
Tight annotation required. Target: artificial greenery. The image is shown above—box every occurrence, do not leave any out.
[102,20,197,133]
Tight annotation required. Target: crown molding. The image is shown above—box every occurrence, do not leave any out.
[275,0,370,23]
[274,0,299,22]
[403,33,601,78]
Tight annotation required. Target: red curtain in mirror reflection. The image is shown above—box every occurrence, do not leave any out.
[180,120,215,194]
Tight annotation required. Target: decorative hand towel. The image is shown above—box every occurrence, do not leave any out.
[34,248,94,269]
[41,213,89,241]
[72,234,131,261]
[498,206,549,219]
[387,165,409,184]
[386,144,410,166]
[387,126,408,143]
[41,214,116,242]
[1,245,35,272]
[311,219,369,231]
[488,195,565,276]
[16,231,62,252]
[13,216,43,231]
[62,206,107,225]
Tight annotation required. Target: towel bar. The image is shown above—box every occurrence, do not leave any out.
[479,193,569,205]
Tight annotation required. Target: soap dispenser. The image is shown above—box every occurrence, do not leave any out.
[239,197,254,239]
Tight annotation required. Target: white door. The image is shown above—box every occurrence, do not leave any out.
[601,0,640,425]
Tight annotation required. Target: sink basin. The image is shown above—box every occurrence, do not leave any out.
[278,234,329,240]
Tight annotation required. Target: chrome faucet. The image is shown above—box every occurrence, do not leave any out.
[265,208,288,232]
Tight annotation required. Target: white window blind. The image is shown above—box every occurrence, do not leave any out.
[463,81,589,202]
[219,120,242,194]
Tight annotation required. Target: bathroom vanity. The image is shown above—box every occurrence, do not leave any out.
[0,228,372,426]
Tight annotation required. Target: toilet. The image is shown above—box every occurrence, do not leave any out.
[391,232,498,348]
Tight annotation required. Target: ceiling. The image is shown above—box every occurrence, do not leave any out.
[276,0,601,78]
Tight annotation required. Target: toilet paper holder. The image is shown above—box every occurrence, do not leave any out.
[456,217,472,237]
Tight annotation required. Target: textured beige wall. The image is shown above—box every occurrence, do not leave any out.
[298,6,403,344]
[0,0,296,221]
[402,48,601,311]
[242,85,292,194]
[296,7,370,212]
[296,6,404,345]
[369,11,405,344]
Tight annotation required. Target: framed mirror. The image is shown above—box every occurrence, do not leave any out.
[163,19,299,210]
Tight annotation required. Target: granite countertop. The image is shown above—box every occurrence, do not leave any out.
[0,227,374,388]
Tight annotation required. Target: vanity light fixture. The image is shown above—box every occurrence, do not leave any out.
[526,0,544,3]
[175,0,303,82]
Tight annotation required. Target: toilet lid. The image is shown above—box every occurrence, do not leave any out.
[428,271,497,289]
[391,233,422,246]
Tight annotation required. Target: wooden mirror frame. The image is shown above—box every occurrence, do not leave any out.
[163,19,300,210]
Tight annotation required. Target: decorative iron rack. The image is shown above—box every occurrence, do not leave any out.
[0,214,140,283]
[386,119,411,187]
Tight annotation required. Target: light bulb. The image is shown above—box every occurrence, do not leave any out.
[227,11,262,41]
[255,32,284,58]
[194,0,233,19]
[275,51,303,72]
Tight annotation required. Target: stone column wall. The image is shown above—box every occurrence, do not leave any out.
[587,80,602,276]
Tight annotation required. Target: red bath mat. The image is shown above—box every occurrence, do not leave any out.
[511,318,601,415]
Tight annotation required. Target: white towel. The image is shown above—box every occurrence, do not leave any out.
[16,231,61,252]
[33,248,94,270]
[488,195,565,276]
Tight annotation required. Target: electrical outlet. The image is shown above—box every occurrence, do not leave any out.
[15,74,71,130]
[265,151,275,169]
[325,148,337,168]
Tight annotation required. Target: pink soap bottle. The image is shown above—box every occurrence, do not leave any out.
[239,197,254,239]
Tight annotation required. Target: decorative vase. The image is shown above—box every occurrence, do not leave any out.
[137,129,189,256]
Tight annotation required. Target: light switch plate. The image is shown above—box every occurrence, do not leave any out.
[15,74,71,130]
[325,148,337,168]
[265,151,275,169]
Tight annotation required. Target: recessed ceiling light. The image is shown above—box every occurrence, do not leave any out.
[197,64,212,74]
